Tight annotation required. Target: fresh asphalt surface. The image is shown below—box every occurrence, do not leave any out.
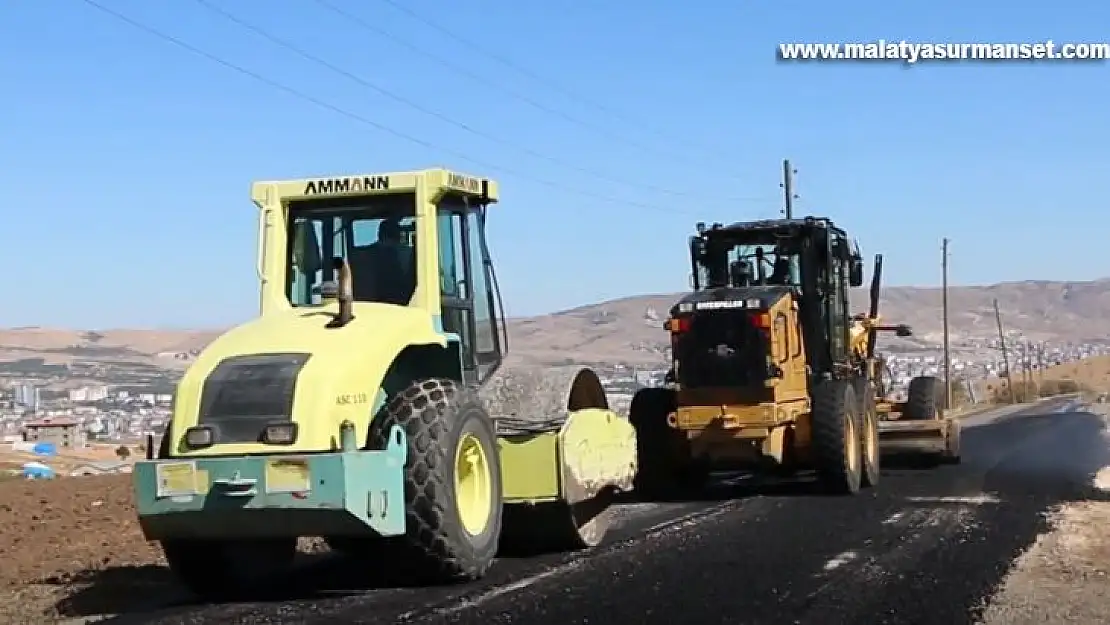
[98,396,1109,625]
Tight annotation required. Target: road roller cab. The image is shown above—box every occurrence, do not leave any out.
[132,169,637,599]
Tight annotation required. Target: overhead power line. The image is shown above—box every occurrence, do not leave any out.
[307,0,739,175]
[76,0,742,216]
[374,0,738,163]
[191,0,765,203]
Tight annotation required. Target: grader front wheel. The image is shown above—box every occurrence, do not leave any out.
[369,377,503,582]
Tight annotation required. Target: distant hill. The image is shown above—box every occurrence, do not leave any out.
[0,328,221,368]
[1,278,1107,368]
[503,278,1110,366]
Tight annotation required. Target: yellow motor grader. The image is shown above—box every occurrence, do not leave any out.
[131,169,637,599]
[630,217,883,497]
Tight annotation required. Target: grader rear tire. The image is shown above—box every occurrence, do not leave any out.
[629,387,705,498]
[811,380,863,495]
[368,377,503,583]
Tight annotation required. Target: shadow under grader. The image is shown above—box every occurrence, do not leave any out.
[878,453,954,470]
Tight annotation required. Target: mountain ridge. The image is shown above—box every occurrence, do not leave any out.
[1,278,1106,368]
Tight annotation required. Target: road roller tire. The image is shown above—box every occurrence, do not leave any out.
[369,377,503,583]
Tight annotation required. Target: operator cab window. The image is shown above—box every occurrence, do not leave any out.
[723,243,800,287]
[285,193,417,307]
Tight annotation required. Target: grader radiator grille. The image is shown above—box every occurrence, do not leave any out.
[674,311,768,390]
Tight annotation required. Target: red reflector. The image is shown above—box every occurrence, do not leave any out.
[750,312,771,329]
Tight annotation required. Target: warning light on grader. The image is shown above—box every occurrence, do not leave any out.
[666,317,691,333]
[751,312,771,329]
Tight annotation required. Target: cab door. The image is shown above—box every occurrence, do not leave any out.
[436,200,506,386]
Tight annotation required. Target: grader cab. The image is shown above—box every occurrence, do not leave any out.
[131,169,637,599]
[631,217,883,497]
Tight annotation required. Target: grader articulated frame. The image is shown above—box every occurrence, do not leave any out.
[131,169,637,599]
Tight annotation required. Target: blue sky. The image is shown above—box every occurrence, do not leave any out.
[3,0,1108,329]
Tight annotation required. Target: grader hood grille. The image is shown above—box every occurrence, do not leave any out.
[197,353,310,444]
[674,310,769,389]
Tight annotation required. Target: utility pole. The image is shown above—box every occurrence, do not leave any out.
[993,298,1016,404]
[1020,341,1030,400]
[1025,341,1035,396]
[942,238,952,410]
[1037,343,1045,383]
[781,159,796,218]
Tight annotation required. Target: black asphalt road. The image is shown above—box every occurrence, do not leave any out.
[96,397,1109,625]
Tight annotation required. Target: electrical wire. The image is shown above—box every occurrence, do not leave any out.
[76,0,729,216]
[374,0,739,163]
[307,0,747,176]
[191,0,764,203]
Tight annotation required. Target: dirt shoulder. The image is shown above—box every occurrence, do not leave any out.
[976,403,1110,625]
[0,474,331,624]
[0,475,168,623]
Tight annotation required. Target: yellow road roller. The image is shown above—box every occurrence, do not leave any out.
[132,169,637,599]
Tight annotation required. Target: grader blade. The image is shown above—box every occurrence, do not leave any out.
[877,376,961,465]
[878,419,949,454]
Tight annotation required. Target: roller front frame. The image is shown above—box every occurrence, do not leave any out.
[133,425,409,541]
